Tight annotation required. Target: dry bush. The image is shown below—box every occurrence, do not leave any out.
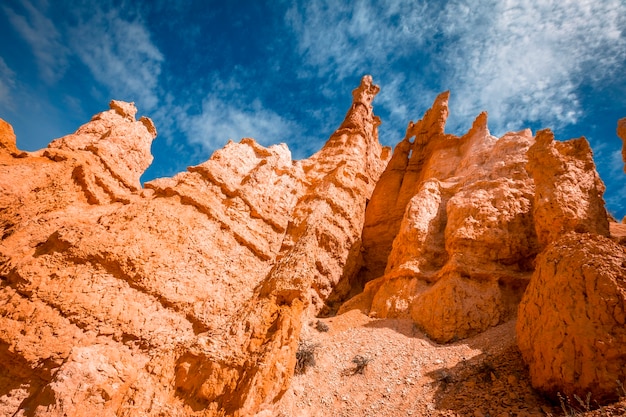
[295,340,319,375]
[315,320,329,332]
[351,355,371,375]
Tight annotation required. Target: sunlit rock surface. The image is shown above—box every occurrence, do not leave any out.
[1,79,625,416]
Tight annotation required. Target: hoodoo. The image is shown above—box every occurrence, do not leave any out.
[341,92,539,343]
[0,77,625,416]
[0,76,389,416]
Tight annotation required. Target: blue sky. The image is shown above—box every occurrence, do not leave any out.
[1,0,625,218]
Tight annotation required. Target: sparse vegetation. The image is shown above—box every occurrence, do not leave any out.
[551,382,626,416]
[351,355,371,375]
[315,320,329,332]
[295,340,319,375]
[476,360,497,383]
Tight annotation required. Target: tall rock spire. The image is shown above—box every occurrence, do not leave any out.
[357,91,452,284]
[342,91,538,344]
[338,74,381,134]
[172,75,390,416]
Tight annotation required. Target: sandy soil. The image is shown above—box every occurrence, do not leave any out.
[272,309,626,417]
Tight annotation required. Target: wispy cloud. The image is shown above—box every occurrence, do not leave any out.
[68,8,164,110]
[0,58,16,109]
[609,149,625,178]
[182,97,298,149]
[439,0,626,134]
[285,0,626,137]
[285,0,424,81]
[2,0,69,83]
[147,70,310,160]
[2,0,164,111]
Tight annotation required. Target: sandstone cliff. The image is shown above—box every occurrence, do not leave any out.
[1,77,625,416]
[0,77,389,416]
[340,93,539,343]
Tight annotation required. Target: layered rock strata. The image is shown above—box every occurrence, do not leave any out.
[170,75,389,415]
[1,77,625,414]
[0,77,389,416]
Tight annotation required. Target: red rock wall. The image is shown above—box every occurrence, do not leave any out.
[1,78,623,414]
[0,77,390,417]
[342,93,539,343]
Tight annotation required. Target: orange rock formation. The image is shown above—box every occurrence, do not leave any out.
[0,118,20,157]
[0,77,625,415]
[517,233,626,404]
[0,76,389,416]
[517,128,625,403]
[340,92,538,343]
[618,117,626,173]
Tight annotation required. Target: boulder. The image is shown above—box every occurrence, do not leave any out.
[517,232,626,403]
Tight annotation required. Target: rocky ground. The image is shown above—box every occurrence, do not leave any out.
[275,310,626,417]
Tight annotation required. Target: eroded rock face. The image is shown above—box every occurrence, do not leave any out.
[517,233,626,403]
[526,129,609,248]
[1,77,623,414]
[341,93,539,343]
[0,77,389,416]
[339,88,616,346]
[0,118,19,156]
[48,100,156,193]
[170,75,389,416]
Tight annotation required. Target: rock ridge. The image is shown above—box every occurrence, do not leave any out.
[0,76,390,416]
[0,77,624,415]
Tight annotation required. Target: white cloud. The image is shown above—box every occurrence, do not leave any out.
[286,0,626,136]
[0,58,16,109]
[175,96,300,153]
[439,0,626,135]
[68,9,164,110]
[2,0,69,83]
[2,1,164,112]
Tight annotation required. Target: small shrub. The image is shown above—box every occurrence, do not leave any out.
[437,369,454,385]
[315,320,329,332]
[351,355,371,375]
[295,340,319,375]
